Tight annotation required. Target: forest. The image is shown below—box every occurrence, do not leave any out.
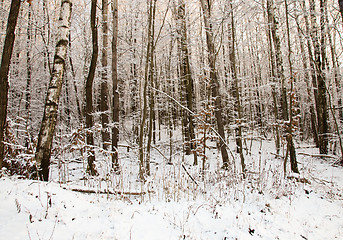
[0,0,343,239]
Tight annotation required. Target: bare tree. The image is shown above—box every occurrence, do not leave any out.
[100,0,110,150]
[284,0,299,174]
[112,0,120,172]
[227,0,245,175]
[174,0,196,162]
[35,0,72,181]
[309,0,328,154]
[85,0,98,175]
[199,0,229,168]
[0,0,21,170]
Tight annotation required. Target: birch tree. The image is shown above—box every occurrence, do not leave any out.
[35,0,72,181]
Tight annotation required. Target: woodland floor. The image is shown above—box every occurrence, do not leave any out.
[0,137,343,240]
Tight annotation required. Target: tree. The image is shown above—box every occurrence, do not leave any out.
[35,0,72,181]
[174,0,196,161]
[227,0,245,175]
[138,0,157,180]
[339,0,343,22]
[309,0,328,154]
[0,0,21,170]
[100,0,110,150]
[85,0,98,175]
[284,0,299,174]
[199,0,230,169]
[112,0,120,171]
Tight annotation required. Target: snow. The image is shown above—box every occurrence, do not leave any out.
[1,139,343,239]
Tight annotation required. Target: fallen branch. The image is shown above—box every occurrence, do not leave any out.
[298,152,339,160]
[67,187,150,196]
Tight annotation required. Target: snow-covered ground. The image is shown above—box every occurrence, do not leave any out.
[1,139,342,239]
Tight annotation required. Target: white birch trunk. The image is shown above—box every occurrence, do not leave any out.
[35,0,72,181]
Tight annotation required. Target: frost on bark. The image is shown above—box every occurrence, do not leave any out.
[34,0,72,181]
[0,0,21,170]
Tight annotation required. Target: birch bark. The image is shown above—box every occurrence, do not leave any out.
[35,0,72,181]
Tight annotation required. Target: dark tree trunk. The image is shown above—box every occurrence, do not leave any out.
[265,0,281,154]
[25,4,32,148]
[339,0,343,21]
[0,0,21,170]
[284,0,299,174]
[301,0,320,147]
[310,0,328,154]
[139,0,155,181]
[112,0,120,172]
[175,0,196,159]
[100,0,110,150]
[200,0,230,168]
[227,0,245,175]
[85,0,98,175]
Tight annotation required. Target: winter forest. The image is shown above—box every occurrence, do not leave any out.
[0,0,343,239]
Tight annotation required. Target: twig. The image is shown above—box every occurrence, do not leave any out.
[181,164,198,186]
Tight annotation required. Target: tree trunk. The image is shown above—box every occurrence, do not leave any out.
[112,0,120,172]
[25,4,32,148]
[310,0,328,154]
[200,0,230,168]
[295,4,318,146]
[301,0,320,147]
[265,0,280,154]
[139,0,155,181]
[175,0,196,159]
[339,0,343,20]
[227,0,245,176]
[85,0,98,175]
[145,0,157,177]
[35,0,72,181]
[0,0,21,170]
[267,0,288,122]
[284,0,299,174]
[100,0,110,150]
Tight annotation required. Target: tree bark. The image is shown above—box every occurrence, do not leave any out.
[339,0,343,20]
[175,0,196,158]
[112,0,120,172]
[284,0,299,174]
[265,0,280,154]
[100,0,110,150]
[85,0,98,175]
[227,0,245,175]
[35,0,72,181]
[267,0,288,122]
[309,0,328,154]
[295,3,318,146]
[0,0,21,170]
[199,0,229,168]
[25,4,32,148]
